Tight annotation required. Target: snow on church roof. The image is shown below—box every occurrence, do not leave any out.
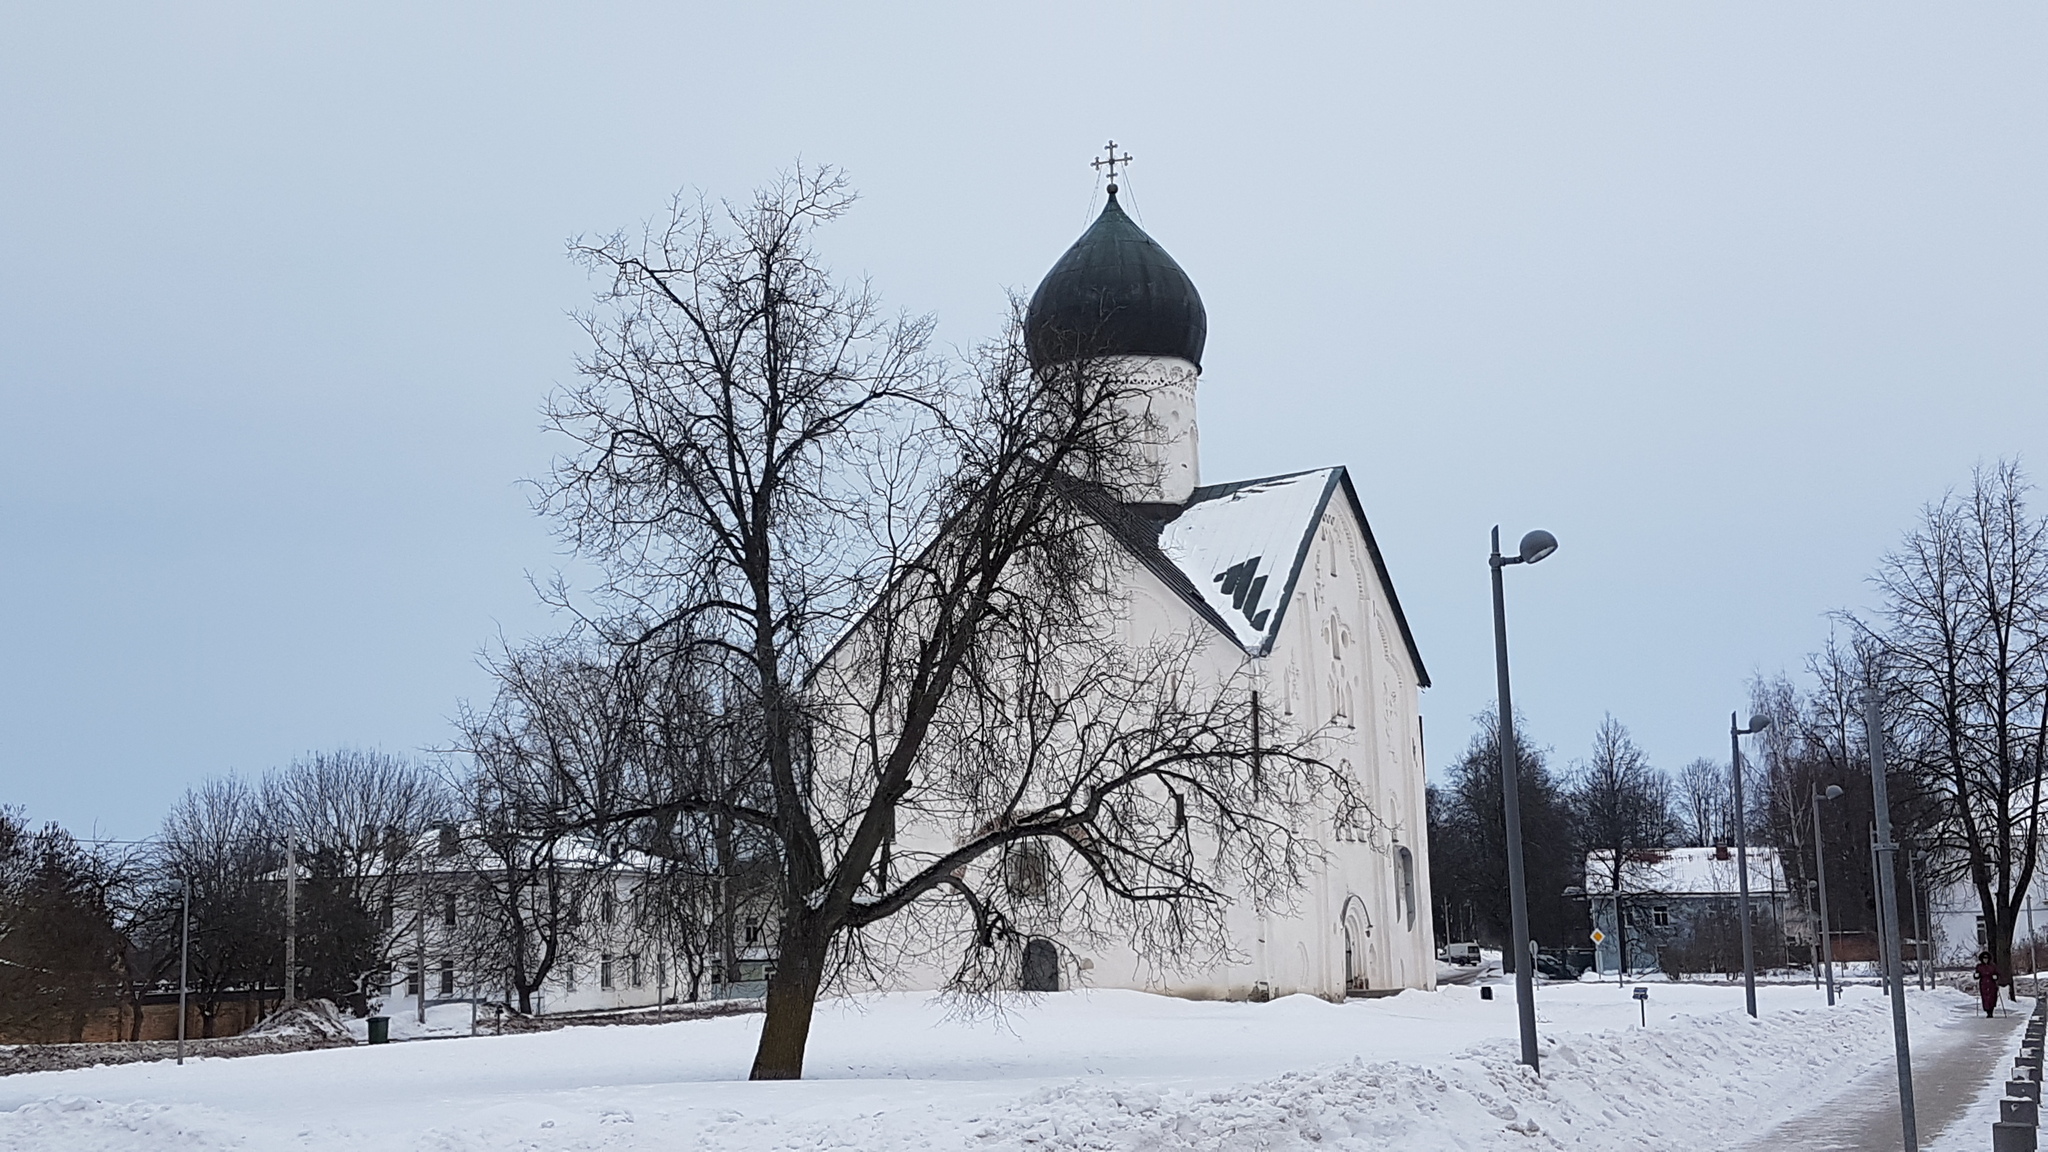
[1158,470,1334,650]
[1076,467,1429,683]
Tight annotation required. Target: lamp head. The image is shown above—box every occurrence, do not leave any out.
[1518,529,1559,565]
[1824,784,1844,801]
[1746,712,1772,734]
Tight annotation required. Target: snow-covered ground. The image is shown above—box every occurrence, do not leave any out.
[0,982,1994,1150]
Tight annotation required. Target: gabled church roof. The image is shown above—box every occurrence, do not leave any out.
[1075,467,1430,685]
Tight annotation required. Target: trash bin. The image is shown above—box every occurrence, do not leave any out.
[367,1016,390,1045]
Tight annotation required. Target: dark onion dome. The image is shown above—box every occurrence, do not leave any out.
[1025,189,1207,371]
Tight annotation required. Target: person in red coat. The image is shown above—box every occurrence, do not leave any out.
[1976,952,2001,1017]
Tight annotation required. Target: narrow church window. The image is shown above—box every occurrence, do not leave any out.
[1003,840,1052,901]
[1397,847,1417,931]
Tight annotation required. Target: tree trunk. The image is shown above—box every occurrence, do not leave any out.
[749,920,829,1080]
[1996,901,2020,999]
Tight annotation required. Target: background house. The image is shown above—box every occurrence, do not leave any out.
[1584,846,1791,977]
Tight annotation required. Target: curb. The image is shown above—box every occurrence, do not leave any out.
[1994,996,2046,1151]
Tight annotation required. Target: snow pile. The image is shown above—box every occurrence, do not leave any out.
[967,993,1925,1151]
[0,983,1990,1151]
[340,1000,477,1043]
[243,999,354,1044]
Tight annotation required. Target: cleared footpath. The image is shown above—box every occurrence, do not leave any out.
[1743,991,2022,1151]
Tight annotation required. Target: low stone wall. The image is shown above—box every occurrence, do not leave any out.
[0,1031,352,1077]
[2,993,275,1046]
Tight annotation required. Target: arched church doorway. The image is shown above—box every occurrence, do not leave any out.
[1342,896,1374,996]
[1021,938,1059,992]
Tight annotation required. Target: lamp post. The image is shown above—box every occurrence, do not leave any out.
[1730,710,1771,1018]
[176,877,190,1066]
[1490,525,1557,1073]
[1865,678,1917,1151]
[1810,784,1844,1006]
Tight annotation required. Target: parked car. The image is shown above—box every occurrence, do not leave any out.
[1534,952,1584,980]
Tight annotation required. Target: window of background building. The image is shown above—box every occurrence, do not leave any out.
[601,954,615,990]
[439,959,454,996]
[443,892,457,926]
[1653,905,1670,927]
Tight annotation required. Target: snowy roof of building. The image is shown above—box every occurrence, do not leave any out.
[1583,847,1788,897]
[1073,466,1428,682]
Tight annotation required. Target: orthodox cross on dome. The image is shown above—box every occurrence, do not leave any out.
[1091,140,1134,192]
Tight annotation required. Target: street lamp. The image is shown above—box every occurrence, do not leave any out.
[1730,710,1771,1018]
[177,877,190,1066]
[1864,679,1918,1151]
[1811,784,1844,1006]
[1490,526,1557,1073]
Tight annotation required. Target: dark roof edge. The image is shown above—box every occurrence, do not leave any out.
[1062,481,1244,647]
[1331,468,1431,688]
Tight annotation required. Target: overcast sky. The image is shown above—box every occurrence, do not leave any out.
[4,4,2045,839]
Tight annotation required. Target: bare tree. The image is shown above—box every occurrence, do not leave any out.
[1572,716,1676,974]
[452,641,621,1014]
[539,169,1353,1080]
[1856,460,2048,989]
[1677,758,1730,848]
[261,749,447,1011]
[154,776,280,1036]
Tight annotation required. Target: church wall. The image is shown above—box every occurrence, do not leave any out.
[1089,354,1201,505]
[1243,501,1432,1000]
[822,494,1434,1004]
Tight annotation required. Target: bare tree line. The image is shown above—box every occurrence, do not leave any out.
[0,750,447,1042]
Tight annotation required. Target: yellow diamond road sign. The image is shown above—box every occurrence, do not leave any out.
[1590,929,1607,945]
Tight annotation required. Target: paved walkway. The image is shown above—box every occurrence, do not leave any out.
[1745,996,2022,1151]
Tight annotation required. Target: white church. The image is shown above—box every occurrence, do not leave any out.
[880,179,1439,1002]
